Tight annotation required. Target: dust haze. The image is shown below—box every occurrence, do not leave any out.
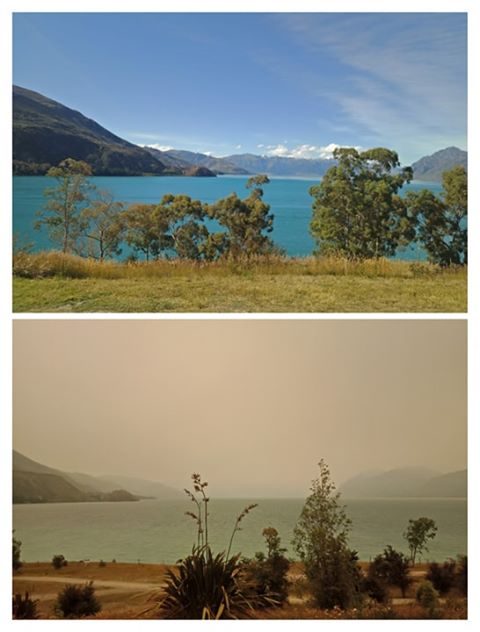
[13,320,466,497]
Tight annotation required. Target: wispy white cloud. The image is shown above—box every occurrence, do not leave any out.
[261,142,361,160]
[270,14,467,162]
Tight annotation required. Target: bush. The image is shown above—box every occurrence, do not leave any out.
[242,527,290,606]
[426,560,457,595]
[99,560,107,567]
[13,532,22,571]
[456,555,467,596]
[52,554,68,569]
[12,592,39,619]
[361,574,388,604]
[54,582,101,618]
[161,546,259,619]
[160,473,263,619]
[368,546,411,597]
[416,580,439,617]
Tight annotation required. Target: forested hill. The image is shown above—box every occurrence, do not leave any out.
[13,85,171,176]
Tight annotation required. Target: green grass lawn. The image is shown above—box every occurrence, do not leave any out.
[13,273,467,313]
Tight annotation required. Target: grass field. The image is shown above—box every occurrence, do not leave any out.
[12,252,467,313]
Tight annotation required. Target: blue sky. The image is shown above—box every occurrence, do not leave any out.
[13,12,467,164]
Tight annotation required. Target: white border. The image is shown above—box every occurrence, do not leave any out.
[2,1,478,630]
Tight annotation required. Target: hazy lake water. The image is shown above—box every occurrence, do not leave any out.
[13,176,442,259]
[13,497,466,564]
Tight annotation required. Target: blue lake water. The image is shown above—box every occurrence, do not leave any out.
[13,497,466,564]
[13,176,442,259]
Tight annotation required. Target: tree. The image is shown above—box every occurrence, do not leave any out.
[405,166,467,266]
[35,158,94,254]
[292,459,362,609]
[310,147,414,259]
[156,194,216,260]
[209,175,279,258]
[403,517,438,564]
[122,203,164,261]
[368,545,411,597]
[13,531,22,571]
[52,554,68,569]
[80,190,125,260]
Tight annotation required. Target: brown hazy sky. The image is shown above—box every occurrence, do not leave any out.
[13,320,466,497]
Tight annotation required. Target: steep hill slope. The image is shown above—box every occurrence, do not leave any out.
[13,85,169,176]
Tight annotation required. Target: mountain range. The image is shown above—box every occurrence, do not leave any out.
[13,450,181,504]
[339,467,467,498]
[13,85,467,181]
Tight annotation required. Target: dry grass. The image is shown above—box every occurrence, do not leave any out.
[13,250,451,280]
[13,561,467,620]
[13,252,467,313]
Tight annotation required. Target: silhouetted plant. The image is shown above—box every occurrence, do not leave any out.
[52,554,68,569]
[12,592,38,619]
[368,546,411,598]
[426,560,457,595]
[161,547,258,619]
[159,473,262,619]
[361,574,389,604]
[54,581,101,618]
[456,555,467,596]
[98,560,107,567]
[13,531,22,571]
[403,517,437,564]
[292,460,363,609]
[242,527,290,606]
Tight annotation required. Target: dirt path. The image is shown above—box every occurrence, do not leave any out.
[15,575,164,591]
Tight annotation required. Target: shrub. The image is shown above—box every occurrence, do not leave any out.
[13,532,22,571]
[368,546,411,597]
[242,527,290,606]
[99,560,107,567]
[426,560,457,595]
[361,574,388,604]
[52,554,68,569]
[54,581,101,618]
[12,592,39,619]
[416,580,439,617]
[161,547,259,619]
[456,555,467,596]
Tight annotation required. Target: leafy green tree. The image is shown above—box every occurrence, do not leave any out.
[35,158,94,254]
[403,517,438,564]
[368,545,411,597]
[156,194,217,260]
[209,175,279,258]
[80,191,125,260]
[122,203,163,261]
[13,531,22,571]
[292,459,362,609]
[310,147,414,259]
[405,166,467,266]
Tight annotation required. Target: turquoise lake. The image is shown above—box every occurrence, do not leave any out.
[13,497,466,564]
[13,176,442,259]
